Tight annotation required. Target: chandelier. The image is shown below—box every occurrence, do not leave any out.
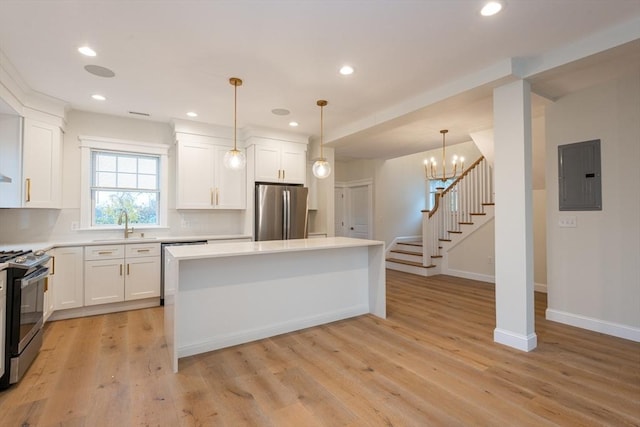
[424,129,464,182]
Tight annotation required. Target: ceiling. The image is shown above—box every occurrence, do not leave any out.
[0,1,638,160]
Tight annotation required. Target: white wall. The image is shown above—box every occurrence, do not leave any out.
[447,219,495,281]
[545,72,640,339]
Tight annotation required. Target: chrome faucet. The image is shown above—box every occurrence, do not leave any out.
[117,210,134,239]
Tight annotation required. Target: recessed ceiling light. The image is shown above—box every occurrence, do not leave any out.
[91,94,106,101]
[186,112,198,118]
[289,121,299,127]
[340,65,354,75]
[78,46,97,57]
[481,1,503,16]
[272,108,290,116]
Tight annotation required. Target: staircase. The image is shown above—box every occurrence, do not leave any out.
[386,156,494,276]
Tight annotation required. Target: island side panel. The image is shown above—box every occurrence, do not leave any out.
[368,242,386,318]
[176,246,370,360]
[163,250,179,373]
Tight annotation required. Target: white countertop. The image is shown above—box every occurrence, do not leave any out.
[0,234,252,253]
[166,237,384,261]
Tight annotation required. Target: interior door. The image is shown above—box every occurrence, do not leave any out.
[347,185,371,239]
[334,187,345,237]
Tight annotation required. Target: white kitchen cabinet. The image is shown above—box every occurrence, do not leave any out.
[51,247,84,311]
[43,252,55,322]
[22,118,62,208]
[124,243,160,300]
[253,140,306,184]
[175,135,245,210]
[84,243,160,306]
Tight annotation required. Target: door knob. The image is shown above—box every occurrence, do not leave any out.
[350,227,354,230]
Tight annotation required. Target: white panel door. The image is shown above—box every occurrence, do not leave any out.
[22,118,62,208]
[176,141,215,209]
[85,259,125,305]
[334,187,346,237]
[347,185,371,239]
[125,256,161,300]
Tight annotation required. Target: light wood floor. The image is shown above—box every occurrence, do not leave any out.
[1,271,639,426]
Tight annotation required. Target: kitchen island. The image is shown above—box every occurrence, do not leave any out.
[164,237,386,372]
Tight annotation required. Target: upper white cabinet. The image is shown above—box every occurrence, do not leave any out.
[175,133,246,210]
[252,139,306,184]
[22,118,62,208]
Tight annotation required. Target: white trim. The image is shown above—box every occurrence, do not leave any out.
[386,235,421,256]
[534,282,547,293]
[335,178,373,188]
[79,135,169,155]
[445,268,495,284]
[493,328,537,351]
[178,304,368,358]
[79,136,169,229]
[48,298,159,321]
[546,308,640,342]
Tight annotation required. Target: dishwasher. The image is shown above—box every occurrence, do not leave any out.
[160,241,207,305]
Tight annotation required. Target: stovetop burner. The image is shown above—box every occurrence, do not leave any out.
[0,250,30,264]
[0,250,50,269]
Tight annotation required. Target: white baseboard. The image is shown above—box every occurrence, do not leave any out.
[534,282,547,293]
[444,268,495,284]
[546,308,640,342]
[493,328,537,351]
[178,305,369,358]
[48,298,160,321]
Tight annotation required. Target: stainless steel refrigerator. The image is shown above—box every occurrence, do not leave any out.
[255,183,309,241]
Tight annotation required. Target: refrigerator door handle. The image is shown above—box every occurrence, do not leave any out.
[284,189,290,239]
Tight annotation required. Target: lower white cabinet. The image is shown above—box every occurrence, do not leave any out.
[84,243,160,306]
[50,247,84,311]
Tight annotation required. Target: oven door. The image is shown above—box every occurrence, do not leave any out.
[15,266,47,354]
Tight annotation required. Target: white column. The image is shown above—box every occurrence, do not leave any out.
[493,79,537,351]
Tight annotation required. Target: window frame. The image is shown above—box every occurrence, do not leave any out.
[79,136,169,230]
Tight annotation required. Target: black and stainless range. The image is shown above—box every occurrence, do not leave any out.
[0,249,50,390]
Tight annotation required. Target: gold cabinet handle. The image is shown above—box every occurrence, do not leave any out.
[278,170,281,180]
[216,187,219,206]
[127,263,130,275]
[210,188,214,205]
[51,255,56,275]
[98,251,113,255]
[136,249,150,253]
[282,170,285,180]
[119,264,123,276]
[25,178,31,202]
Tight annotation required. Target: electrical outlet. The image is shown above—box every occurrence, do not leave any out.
[558,216,577,228]
[181,219,190,228]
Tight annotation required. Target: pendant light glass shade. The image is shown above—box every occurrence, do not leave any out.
[312,99,331,179]
[224,77,246,170]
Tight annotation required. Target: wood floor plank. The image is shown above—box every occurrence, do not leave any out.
[1,269,638,426]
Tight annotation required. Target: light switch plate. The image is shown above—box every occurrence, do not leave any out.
[558,216,577,228]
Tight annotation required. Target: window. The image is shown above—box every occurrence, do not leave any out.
[79,136,169,229]
[91,151,159,226]
[426,178,455,211]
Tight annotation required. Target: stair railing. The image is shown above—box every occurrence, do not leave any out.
[422,156,493,265]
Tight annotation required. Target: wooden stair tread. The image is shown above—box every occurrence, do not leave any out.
[438,238,451,242]
[459,222,474,225]
[470,213,486,216]
[390,249,422,256]
[447,230,462,234]
[482,202,495,206]
[386,258,435,268]
[398,241,423,247]
[431,255,442,259]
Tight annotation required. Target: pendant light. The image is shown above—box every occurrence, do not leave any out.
[223,77,246,170]
[312,100,331,179]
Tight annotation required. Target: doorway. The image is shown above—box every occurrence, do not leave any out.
[335,180,373,239]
